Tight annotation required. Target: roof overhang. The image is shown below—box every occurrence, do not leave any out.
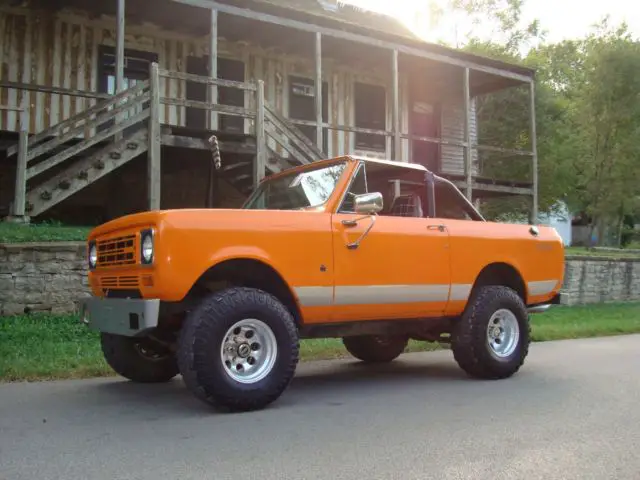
[170,0,535,84]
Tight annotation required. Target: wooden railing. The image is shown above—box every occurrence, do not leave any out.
[155,67,323,184]
[6,63,329,218]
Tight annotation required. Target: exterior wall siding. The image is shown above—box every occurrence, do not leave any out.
[0,5,477,169]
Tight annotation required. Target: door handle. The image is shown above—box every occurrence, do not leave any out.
[427,224,446,232]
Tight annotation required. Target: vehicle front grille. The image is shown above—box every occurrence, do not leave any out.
[100,275,140,289]
[96,234,136,267]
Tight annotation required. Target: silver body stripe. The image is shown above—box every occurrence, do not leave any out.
[294,279,560,308]
[334,284,450,305]
[449,284,473,302]
[527,280,558,296]
[293,286,333,307]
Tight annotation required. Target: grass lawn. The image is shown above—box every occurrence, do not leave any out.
[565,246,640,258]
[0,221,92,243]
[2,302,639,382]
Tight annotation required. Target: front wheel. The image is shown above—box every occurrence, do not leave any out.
[451,285,530,380]
[177,287,300,412]
[100,332,179,383]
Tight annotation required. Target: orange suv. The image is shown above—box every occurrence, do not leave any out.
[80,155,566,412]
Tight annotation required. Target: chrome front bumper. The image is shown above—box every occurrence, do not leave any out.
[79,297,160,337]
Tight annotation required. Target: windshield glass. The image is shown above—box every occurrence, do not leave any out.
[243,161,347,210]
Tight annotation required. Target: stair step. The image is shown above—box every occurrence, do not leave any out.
[221,161,251,173]
[231,173,251,183]
[26,129,149,217]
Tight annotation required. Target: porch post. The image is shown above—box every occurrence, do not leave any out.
[12,108,29,219]
[314,31,323,151]
[254,80,267,187]
[463,67,472,200]
[208,8,219,131]
[392,49,401,161]
[115,0,125,140]
[116,0,125,94]
[148,63,162,210]
[529,79,539,224]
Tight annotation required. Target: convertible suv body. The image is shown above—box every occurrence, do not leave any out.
[81,155,566,412]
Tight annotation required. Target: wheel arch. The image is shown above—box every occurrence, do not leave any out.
[186,257,304,327]
[469,262,528,305]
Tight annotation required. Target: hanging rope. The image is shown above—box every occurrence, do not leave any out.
[208,134,222,170]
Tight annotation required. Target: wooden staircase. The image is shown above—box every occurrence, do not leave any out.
[218,104,325,195]
[6,64,326,219]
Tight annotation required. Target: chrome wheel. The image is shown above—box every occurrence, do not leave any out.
[220,318,278,384]
[486,308,520,358]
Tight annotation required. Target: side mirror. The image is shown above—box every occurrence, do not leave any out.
[354,192,383,215]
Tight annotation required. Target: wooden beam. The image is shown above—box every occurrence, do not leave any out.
[160,97,255,118]
[255,80,267,187]
[161,134,256,154]
[115,0,125,141]
[451,180,533,196]
[529,80,539,224]
[208,9,219,131]
[116,0,125,94]
[169,0,534,84]
[463,67,472,200]
[0,81,109,100]
[157,69,255,90]
[391,49,400,161]
[12,109,28,218]
[314,32,323,151]
[148,62,161,210]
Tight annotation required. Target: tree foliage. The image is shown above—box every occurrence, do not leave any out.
[430,1,640,244]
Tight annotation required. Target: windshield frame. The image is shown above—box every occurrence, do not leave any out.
[241,159,350,211]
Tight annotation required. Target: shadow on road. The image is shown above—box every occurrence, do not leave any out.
[78,354,474,416]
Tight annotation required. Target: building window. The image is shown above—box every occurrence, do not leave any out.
[97,46,158,133]
[98,45,157,95]
[354,82,386,152]
[288,75,329,154]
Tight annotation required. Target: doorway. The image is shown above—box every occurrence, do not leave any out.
[409,98,441,172]
[185,56,246,133]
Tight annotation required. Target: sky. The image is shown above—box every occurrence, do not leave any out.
[338,0,639,47]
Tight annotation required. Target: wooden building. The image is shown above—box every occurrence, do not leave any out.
[0,0,539,224]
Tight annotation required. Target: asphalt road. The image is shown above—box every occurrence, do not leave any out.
[1,335,639,480]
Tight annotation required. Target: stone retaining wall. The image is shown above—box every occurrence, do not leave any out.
[1,243,640,316]
[0,242,90,316]
[562,255,640,306]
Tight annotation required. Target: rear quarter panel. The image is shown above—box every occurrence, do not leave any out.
[443,219,565,315]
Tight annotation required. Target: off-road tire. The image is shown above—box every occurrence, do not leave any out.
[342,335,409,363]
[451,285,530,380]
[177,287,300,412]
[100,332,179,383]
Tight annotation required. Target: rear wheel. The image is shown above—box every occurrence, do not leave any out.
[177,287,300,412]
[100,332,179,383]
[451,285,530,379]
[342,335,408,363]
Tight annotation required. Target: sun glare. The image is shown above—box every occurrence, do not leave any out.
[338,0,437,41]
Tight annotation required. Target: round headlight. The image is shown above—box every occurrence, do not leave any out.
[141,234,153,263]
[88,244,97,268]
